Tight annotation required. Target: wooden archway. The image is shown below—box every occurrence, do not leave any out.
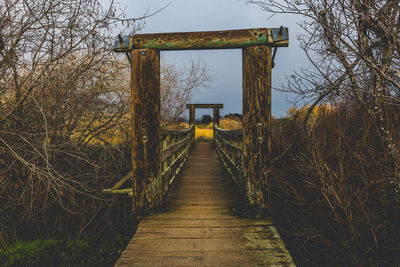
[115,27,289,210]
[185,103,223,126]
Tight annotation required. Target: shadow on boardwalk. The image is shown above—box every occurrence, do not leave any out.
[115,142,294,266]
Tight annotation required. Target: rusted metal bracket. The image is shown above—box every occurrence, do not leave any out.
[270,26,287,46]
[271,26,284,69]
[271,46,278,69]
[118,34,131,64]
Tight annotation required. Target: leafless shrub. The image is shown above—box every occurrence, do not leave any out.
[0,0,140,244]
[248,1,400,264]
[0,0,212,245]
[271,103,400,266]
[250,0,400,161]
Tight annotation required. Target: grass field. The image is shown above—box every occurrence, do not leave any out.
[194,119,242,140]
[195,122,213,140]
[195,128,213,140]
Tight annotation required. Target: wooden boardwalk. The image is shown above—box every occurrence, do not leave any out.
[115,142,294,266]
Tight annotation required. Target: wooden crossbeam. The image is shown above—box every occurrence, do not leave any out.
[186,104,223,124]
[114,28,288,52]
[186,104,223,109]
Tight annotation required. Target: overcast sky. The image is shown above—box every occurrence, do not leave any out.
[118,0,308,119]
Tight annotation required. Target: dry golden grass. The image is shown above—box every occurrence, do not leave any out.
[194,118,242,140]
[195,127,213,140]
[78,118,241,145]
[72,120,192,146]
[219,118,242,130]
[70,116,130,146]
[162,121,190,130]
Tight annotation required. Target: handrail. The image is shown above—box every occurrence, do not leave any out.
[214,125,243,186]
[214,126,242,134]
[103,124,195,196]
[160,124,195,194]
[161,125,194,135]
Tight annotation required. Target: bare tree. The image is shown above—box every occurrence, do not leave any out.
[0,0,140,241]
[249,0,400,163]
[160,59,212,123]
[0,0,211,242]
[248,1,400,265]
[249,0,400,104]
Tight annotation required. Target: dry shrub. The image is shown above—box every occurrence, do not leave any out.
[0,0,140,247]
[271,103,400,266]
[220,118,242,130]
[0,140,134,246]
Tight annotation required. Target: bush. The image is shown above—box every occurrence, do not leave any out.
[219,118,242,130]
[0,140,133,245]
[271,103,400,266]
[200,114,213,124]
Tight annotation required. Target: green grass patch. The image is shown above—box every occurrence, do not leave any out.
[0,237,130,267]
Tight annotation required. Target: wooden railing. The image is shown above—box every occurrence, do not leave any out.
[160,125,195,195]
[103,125,195,196]
[214,125,243,187]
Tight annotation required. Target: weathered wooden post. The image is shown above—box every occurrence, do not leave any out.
[189,105,195,125]
[131,48,162,215]
[213,107,220,126]
[242,46,272,212]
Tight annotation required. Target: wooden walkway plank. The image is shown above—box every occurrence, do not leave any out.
[115,142,294,266]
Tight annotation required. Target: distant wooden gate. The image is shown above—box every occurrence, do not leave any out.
[185,103,223,126]
[114,27,289,212]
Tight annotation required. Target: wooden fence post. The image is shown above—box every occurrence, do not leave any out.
[213,107,220,126]
[242,46,272,212]
[189,105,195,125]
[131,48,161,215]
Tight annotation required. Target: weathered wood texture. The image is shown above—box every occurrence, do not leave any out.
[131,48,162,213]
[186,104,223,109]
[214,126,243,188]
[115,28,288,52]
[189,105,195,125]
[114,143,294,266]
[213,107,220,126]
[160,125,195,201]
[186,103,223,126]
[242,46,272,211]
[102,172,133,194]
[102,127,194,199]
